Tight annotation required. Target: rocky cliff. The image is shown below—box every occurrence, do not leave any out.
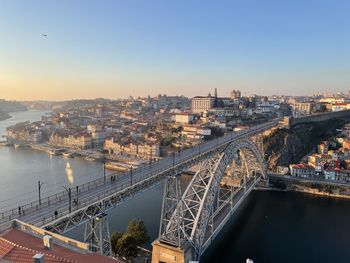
[264,119,345,171]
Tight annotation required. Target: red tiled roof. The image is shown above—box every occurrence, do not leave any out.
[290,164,314,169]
[0,237,71,262]
[0,229,119,263]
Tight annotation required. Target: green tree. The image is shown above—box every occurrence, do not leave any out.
[126,219,149,246]
[115,234,138,258]
[111,231,123,254]
[110,220,149,258]
[161,135,174,146]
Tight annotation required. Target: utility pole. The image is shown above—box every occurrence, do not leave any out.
[38,181,44,206]
[62,186,72,214]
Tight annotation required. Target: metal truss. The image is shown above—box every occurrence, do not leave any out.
[158,174,182,246]
[84,210,112,256]
[159,137,266,259]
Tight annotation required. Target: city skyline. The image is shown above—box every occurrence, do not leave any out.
[1,0,350,100]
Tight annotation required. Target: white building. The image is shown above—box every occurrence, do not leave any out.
[331,103,350,112]
[175,113,194,124]
[191,96,215,114]
[289,164,315,178]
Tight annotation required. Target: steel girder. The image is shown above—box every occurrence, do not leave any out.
[160,138,266,258]
[84,212,112,256]
[43,146,220,234]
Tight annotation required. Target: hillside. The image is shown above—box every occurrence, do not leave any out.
[0,100,27,113]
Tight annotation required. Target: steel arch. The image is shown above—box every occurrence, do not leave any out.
[159,138,266,258]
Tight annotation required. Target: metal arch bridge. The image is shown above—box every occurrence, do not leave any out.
[156,137,267,261]
[0,119,279,256]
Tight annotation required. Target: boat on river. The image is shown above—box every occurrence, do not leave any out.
[104,161,131,172]
[63,151,75,158]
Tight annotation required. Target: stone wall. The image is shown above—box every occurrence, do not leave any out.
[284,110,350,128]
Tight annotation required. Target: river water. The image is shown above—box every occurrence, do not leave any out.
[1,111,350,262]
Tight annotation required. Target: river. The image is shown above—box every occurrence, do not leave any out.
[1,111,350,262]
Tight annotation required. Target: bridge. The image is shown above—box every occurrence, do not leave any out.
[153,137,267,262]
[0,119,279,259]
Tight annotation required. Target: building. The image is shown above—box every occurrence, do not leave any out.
[331,103,350,112]
[289,164,315,178]
[0,219,117,263]
[175,113,194,124]
[308,154,332,167]
[207,107,241,117]
[317,142,329,154]
[277,166,289,175]
[230,90,241,99]
[49,133,92,149]
[6,122,43,144]
[292,102,315,116]
[319,97,346,104]
[104,138,160,159]
[191,96,215,114]
[181,125,211,140]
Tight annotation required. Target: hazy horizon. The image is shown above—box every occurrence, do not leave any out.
[1,0,350,100]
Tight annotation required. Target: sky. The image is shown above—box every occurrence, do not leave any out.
[0,0,350,100]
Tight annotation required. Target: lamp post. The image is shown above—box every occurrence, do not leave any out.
[61,186,72,214]
[130,166,133,186]
[103,159,106,183]
[38,181,44,206]
[172,151,175,168]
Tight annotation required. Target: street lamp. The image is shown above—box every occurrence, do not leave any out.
[130,165,133,186]
[103,159,106,183]
[61,186,72,214]
[172,151,175,168]
[38,181,45,206]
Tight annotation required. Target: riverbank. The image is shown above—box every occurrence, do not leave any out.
[255,185,350,200]
[30,143,105,161]
[0,113,11,121]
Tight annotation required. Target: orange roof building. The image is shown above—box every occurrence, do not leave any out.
[0,220,121,263]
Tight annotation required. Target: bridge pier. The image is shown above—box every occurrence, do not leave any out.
[84,212,112,256]
[151,240,195,263]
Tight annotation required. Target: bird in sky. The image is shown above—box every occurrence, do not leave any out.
[41,34,48,37]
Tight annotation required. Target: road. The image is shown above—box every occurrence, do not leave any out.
[0,119,280,232]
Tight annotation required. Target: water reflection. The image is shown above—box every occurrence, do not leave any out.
[65,162,74,185]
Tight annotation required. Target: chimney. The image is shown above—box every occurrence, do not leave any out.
[32,253,44,263]
[43,235,53,250]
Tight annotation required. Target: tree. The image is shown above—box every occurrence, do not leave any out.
[110,220,149,259]
[111,231,123,254]
[126,219,149,246]
[115,234,138,258]
[161,135,174,146]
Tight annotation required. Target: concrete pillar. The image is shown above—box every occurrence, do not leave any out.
[152,240,194,263]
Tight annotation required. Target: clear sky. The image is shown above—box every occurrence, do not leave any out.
[1,0,350,100]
